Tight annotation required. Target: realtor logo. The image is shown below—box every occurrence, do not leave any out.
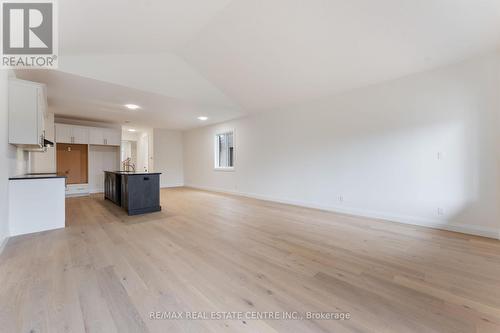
[1,0,58,68]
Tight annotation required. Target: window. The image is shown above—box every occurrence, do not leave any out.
[215,131,234,170]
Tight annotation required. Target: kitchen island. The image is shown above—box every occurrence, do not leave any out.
[104,171,162,215]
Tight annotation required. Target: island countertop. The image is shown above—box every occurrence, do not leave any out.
[104,171,162,176]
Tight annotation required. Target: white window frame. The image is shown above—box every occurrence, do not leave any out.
[214,130,235,171]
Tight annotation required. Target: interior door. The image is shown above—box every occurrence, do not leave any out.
[56,144,89,184]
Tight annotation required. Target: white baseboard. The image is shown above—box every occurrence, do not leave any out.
[185,184,500,240]
[66,184,89,197]
[0,236,8,255]
[161,183,184,189]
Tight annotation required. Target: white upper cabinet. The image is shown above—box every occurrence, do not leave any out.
[88,127,121,146]
[90,127,121,146]
[55,124,72,143]
[72,126,89,144]
[8,79,47,148]
[104,128,121,146]
[55,124,89,144]
[89,127,104,145]
[55,124,121,146]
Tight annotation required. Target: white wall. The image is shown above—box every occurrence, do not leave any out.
[89,145,120,193]
[0,70,10,246]
[30,112,56,173]
[0,70,32,248]
[121,140,137,167]
[183,52,500,239]
[153,129,184,188]
[137,132,150,172]
[121,128,153,172]
[122,130,139,141]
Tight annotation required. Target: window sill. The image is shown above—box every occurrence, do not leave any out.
[214,167,235,172]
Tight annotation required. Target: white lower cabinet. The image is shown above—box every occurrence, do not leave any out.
[9,178,66,236]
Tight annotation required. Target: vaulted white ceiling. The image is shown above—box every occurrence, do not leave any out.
[181,0,500,110]
[19,0,500,129]
[60,0,234,53]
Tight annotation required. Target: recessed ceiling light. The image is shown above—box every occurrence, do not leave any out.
[197,116,208,121]
[124,104,140,110]
[128,129,137,132]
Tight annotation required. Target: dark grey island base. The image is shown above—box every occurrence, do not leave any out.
[104,171,162,215]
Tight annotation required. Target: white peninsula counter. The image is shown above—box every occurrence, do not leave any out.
[8,174,66,236]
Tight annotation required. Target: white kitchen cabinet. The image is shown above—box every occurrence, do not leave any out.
[8,79,47,148]
[55,124,89,144]
[9,177,65,236]
[72,126,89,144]
[55,124,72,143]
[89,127,105,145]
[105,128,122,146]
[55,124,120,146]
[89,127,121,146]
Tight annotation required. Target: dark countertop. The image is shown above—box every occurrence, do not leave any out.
[105,171,162,176]
[9,173,67,180]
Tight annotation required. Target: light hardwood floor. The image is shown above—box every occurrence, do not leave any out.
[1,187,500,333]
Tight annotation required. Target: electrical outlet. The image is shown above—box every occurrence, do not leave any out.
[437,207,445,216]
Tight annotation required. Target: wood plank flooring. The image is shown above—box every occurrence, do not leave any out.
[1,187,500,333]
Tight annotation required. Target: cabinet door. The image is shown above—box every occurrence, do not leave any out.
[37,87,45,143]
[89,127,105,145]
[55,124,72,143]
[105,129,121,146]
[72,126,89,144]
[8,80,39,145]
